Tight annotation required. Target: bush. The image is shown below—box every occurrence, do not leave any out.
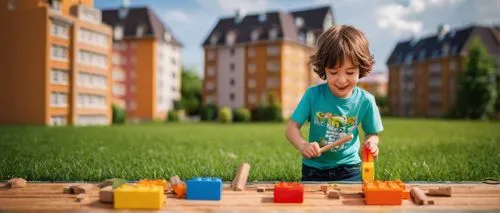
[200,104,218,121]
[218,107,233,123]
[112,104,126,124]
[233,107,251,122]
[251,104,283,122]
[167,110,179,122]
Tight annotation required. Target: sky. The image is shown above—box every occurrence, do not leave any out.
[95,0,500,77]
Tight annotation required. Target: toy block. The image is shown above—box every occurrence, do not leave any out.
[74,184,94,194]
[7,178,26,188]
[362,145,374,162]
[186,177,222,201]
[362,162,375,182]
[232,163,251,191]
[363,180,405,205]
[257,187,266,192]
[273,182,304,203]
[320,185,328,193]
[98,178,126,189]
[76,193,88,202]
[327,190,340,199]
[138,179,168,191]
[427,187,451,197]
[63,186,72,194]
[173,183,186,199]
[410,186,434,205]
[402,189,410,199]
[170,175,183,185]
[99,186,114,203]
[114,184,165,210]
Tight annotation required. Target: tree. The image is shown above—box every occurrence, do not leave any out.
[453,37,497,119]
[179,67,202,115]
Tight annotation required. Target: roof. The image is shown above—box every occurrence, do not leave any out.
[102,7,182,46]
[201,6,332,46]
[386,25,499,65]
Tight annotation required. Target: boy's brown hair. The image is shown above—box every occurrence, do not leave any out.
[309,25,375,79]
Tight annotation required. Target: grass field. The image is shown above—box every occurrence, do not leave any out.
[0,118,499,182]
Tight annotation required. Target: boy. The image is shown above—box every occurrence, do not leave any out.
[285,25,383,181]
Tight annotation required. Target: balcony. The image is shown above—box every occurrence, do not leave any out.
[71,4,102,24]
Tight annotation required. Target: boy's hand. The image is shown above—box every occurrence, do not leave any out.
[363,134,379,158]
[299,142,321,158]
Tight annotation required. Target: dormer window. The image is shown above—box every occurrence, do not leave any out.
[295,17,304,28]
[164,32,171,41]
[136,25,145,37]
[226,31,236,45]
[251,29,260,41]
[323,12,333,31]
[298,32,305,43]
[306,31,315,46]
[50,0,61,12]
[210,34,219,45]
[418,49,426,60]
[269,28,278,41]
[114,25,124,40]
[442,43,450,56]
[258,13,267,22]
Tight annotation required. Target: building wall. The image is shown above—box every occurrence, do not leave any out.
[203,47,218,105]
[281,41,310,118]
[132,38,156,120]
[217,46,245,108]
[0,6,48,125]
[155,41,181,119]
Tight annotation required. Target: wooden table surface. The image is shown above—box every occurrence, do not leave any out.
[0,182,499,212]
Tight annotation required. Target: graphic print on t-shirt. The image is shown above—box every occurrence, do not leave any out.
[313,112,357,152]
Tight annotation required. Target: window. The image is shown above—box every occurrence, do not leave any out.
[205,81,215,90]
[136,25,145,37]
[164,32,172,41]
[113,84,125,96]
[50,0,60,12]
[251,30,260,41]
[230,63,235,71]
[323,12,333,30]
[210,34,218,45]
[207,66,215,76]
[230,93,235,101]
[207,51,215,61]
[7,0,15,11]
[295,17,304,27]
[449,59,457,70]
[226,31,236,45]
[171,57,176,65]
[78,72,107,89]
[248,93,257,104]
[267,46,279,56]
[230,48,235,56]
[77,114,107,126]
[306,31,315,46]
[78,50,108,69]
[258,13,266,22]
[51,45,68,61]
[205,95,214,104]
[269,28,278,40]
[248,79,256,89]
[114,26,123,40]
[230,78,235,86]
[267,61,279,71]
[79,28,107,47]
[51,21,69,39]
[266,77,279,89]
[248,63,256,74]
[51,69,68,85]
[77,93,106,109]
[51,92,68,107]
[247,48,256,58]
[50,115,67,126]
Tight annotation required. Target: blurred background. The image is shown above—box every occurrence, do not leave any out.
[0,0,499,181]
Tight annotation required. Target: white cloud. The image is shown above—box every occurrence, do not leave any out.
[216,0,269,13]
[164,9,190,23]
[376,0,464,35]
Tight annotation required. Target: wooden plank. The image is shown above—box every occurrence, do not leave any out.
[0,183,499,211]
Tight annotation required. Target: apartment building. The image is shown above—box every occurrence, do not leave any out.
[357,71,388,98]
[386,25,500,117]
[202,6,333,118]
[102,6,182,121]
[0,0,113,126]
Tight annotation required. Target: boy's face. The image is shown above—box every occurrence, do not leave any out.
[325,57,359,98]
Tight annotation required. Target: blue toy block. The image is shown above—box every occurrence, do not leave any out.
[186,177,222,201]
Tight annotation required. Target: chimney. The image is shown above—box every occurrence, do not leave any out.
[118,0,129,20]
[234,9,243,24]
[437,24,449,41]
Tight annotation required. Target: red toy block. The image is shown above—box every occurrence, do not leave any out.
[362,145,374,162]
[273,182,303,203]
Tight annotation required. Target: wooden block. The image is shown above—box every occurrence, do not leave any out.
[170,175,182,185]
[74,184,93,194]
[427,187,451,197]
[76,193,87,202]
[257,187,266,192]
[7,178,27,188]
[327,190,340,199]
[410,186,434,205]
[63,186,72,194]
[232,163,251,191]
[320,185,328,193]
[99,186,114,203]
[98,178,123,188]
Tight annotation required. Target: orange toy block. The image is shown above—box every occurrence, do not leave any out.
[363,180,406,205]
[172,183,186,199]
[138,179,168,192]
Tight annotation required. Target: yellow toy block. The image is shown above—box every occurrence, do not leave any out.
[362,162,375,182]
[114,184,165,210]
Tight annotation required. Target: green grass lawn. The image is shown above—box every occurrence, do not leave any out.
[0,118,499,182]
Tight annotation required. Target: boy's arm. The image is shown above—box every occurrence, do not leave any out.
[361,95,384,158]
[286,120,321,158]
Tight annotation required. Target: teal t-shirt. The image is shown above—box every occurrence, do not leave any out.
[290,83,384,169]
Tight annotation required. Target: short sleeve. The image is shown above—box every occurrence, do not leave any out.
[361,95,384,134]
[290,88,312,126]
